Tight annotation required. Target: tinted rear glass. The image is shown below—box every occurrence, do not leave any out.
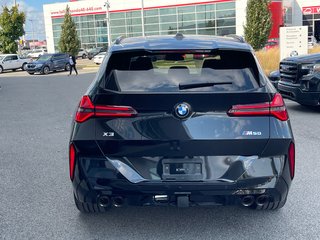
[104,50,260,92]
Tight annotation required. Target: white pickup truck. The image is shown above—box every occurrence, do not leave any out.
[0,54,31,73]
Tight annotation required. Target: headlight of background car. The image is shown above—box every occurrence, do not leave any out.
[312,64,320,74]
[301,64,314,74]
[35,64,43,68]
[301,63,320,75]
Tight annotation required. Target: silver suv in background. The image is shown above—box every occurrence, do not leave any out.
[0,54,31,73]
[77,48,88,59]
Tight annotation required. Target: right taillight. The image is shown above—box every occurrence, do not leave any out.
[75,96,137,123]
[288,142,295,179]
[228,93,288,121]
[269,93,289,121]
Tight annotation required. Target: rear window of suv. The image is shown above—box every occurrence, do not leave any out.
[104,50,260,92]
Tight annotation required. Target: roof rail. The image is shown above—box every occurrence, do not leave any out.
[114,36,125,45]
[225,34,245,43]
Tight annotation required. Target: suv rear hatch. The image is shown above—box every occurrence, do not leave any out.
[87,50,287,184]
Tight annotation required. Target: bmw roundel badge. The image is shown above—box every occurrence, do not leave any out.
[175,103,191,118]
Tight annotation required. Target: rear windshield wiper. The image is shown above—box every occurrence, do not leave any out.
[179,81,233,90]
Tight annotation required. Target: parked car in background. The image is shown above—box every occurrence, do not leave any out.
[0,54,31,73]
[278,52,320,106]
[264,39,279,50]
[77,48,88,59]
[308,36,318,48]
[26,53,70,75]
[87,47,108,60]
[93,52,107,65]
[268,70,280,89]
[27,49,47,59]
[70,34,294,213]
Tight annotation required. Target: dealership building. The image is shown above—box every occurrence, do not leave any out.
[43,0,320,53]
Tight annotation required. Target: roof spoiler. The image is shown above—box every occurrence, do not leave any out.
[225,34,245,43]
[114,36,125,45]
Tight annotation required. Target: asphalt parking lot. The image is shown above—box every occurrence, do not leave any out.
[0,73,320,240]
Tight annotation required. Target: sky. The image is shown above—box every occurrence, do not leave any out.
[1,0,68,40]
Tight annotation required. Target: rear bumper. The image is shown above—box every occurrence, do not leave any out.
[72,154,292,207]
[73,176,290,207]
[278,81,320,106]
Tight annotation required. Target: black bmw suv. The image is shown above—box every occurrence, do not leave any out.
[69,34,295,212]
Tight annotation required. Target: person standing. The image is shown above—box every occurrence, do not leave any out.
[68,55,78,75]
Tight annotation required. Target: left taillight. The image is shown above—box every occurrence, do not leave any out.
[228,93,288,121]
[75,96,137,123]
[69,143,76,181]
[75,96,94,123]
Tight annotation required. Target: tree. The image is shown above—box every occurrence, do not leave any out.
[244,0,272,50]
[58,5,80,56]
[0,5,25,53]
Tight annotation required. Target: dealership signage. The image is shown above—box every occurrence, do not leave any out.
[280,26,308,60]
[302,6,320,15]
[50,6,104,17]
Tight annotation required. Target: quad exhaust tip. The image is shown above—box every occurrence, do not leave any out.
[98,195,111,208]
[241,195,255,207]
[256,195,269,206]
[112,196,125,207]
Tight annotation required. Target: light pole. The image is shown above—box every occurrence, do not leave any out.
[104,1,112,47]
[29,19,35,49]
[141,0,145,37]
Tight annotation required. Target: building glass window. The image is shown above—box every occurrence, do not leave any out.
[145,24,160,32]
[145,16,159,24]
[145,9,158,16]
[110,12,125,19]
[159,8,176,15]
[216,10,236,19]
[216,2,235,10]
[51,1,236,51]
[160,15,177,23]
[126,10,141,18]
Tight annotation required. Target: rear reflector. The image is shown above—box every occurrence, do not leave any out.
[228,93,288,121]
[288,142,295,179]
[69,144,76,181]
[75,96,137,123]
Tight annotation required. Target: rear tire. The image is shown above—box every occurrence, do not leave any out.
[82,54,87,59]
[73,194,109,213]
[65,63,71,71]
[0,66,3,73]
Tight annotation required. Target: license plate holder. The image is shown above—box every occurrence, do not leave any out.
[162,158,204,181]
